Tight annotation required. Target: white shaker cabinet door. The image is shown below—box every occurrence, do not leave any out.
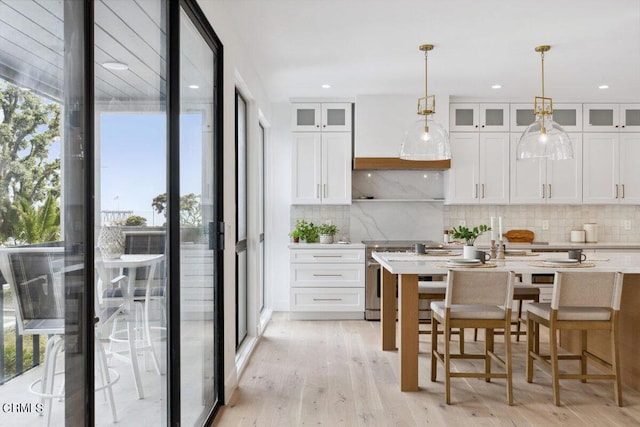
[583,133,619,203]
[545,133,582,204]
[447,133,480,203]
[322,132,352,205]
[478,133,510,204]
[292,133,322,204]
[509,134,545,204]
[619,133,640,204]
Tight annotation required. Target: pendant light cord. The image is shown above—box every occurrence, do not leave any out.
[424,49,429,100]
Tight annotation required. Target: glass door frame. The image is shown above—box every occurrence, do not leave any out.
[57,0,224,425]
[168,0,225,425]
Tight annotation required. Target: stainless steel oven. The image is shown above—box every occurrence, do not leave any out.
[364,240,445,321]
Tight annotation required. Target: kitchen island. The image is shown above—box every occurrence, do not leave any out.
[372,251,640,392]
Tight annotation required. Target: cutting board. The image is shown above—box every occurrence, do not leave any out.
[503,229,535,243]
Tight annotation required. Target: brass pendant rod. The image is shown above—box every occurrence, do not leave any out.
[541,50,545,100]
[424,49,429,100]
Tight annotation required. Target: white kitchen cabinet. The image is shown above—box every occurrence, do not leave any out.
[510,103,582,133]
[446,133,509,204]
[583,104,640,132]
[289,245,365,320]
[450,103,510,132]
[509,133,582,204]
[583,133,640,204]
[291,102,352,132]
[291,132,351,205]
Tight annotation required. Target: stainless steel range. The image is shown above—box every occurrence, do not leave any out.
[363,240,446,320]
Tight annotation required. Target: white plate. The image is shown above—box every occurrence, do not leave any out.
[447,259,481,265]
[543,258,579,264]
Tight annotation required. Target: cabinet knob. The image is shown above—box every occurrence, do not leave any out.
[475,125,479,128]
[615,125,619,128]
[622,125,626,128]
[481,125,485,128]
[316,125,320,127]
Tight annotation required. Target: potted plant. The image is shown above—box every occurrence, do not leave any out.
[318,223,338,244]
[451,224,491,258]
[290,219,319,243]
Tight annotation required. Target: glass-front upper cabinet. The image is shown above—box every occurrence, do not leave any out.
[449,103,509,132]
[291,102,352,132]
[510,103,582,133]
[583,104,640,132]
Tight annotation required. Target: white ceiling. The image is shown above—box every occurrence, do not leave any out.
[218,0,640,103]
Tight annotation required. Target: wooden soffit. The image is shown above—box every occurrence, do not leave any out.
[352,157,450,170]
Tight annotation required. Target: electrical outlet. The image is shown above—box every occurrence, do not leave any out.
[542,220,549,230]
[458,220,466,227]
[624,220,632,230]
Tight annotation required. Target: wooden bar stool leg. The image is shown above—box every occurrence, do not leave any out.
[444,321,451,404]
[485,328,494,383]
[526,316,534,383]
[505,321,514,405]
[459,328,465,355]
[430,316,438,382]
[581,330,588,383]
[612,313,622,406]
[549,321,561,406]
[516,300,523,342]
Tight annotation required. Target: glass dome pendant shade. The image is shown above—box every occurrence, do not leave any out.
[399,44,451,161]
[516,45,573,161]
[400,116,451,160]
[517,114,573,160]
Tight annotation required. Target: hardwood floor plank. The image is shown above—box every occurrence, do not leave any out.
[213,313,640,427]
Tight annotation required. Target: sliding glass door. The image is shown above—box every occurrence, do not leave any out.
[0,0,223,425]
[178,3,223,425]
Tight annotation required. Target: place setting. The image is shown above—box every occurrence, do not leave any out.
[529,249,596,268]
[436,249,497,268]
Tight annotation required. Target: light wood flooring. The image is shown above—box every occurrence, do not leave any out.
[212,313,640,427]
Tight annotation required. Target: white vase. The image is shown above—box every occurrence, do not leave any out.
[98,226,125,259]
[319,234,334,244]
[463,245,475,259]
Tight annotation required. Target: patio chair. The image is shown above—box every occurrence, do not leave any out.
[0,247,118,426]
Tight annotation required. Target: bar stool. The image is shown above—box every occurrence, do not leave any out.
[430,270,516,405]
[526,271,624,406]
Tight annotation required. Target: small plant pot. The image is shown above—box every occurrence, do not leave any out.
[319,234,334,244]
[292,236,300,243]
[463,245,475,259]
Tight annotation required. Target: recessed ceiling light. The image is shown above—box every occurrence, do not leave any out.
[321,84,331,89]
[491,84,502,89]
[189,84,199,89]
[102,61,129,71]
[598,84,609,89]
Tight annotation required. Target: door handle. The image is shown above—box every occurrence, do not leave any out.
[481,184,485,199]
[316,184,320,198]
[622,184,625,199]
[324,183,327,197]
[541,184,545,199]
[548,184,551,199]
[313,273,343,277]
[615,184,619,198]
[474,184,478,198]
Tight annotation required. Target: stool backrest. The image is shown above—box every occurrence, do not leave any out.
[445,270,515,307]
[552,271,624,310]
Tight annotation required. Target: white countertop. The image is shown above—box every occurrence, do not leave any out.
[372,251,640,275]
[288,242,365,249]
[445,242,640,251]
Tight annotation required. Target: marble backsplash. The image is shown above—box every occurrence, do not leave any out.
[291,172,640,244]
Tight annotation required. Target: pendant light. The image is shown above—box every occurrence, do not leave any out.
[399,44,451,161]
[516,45,573,160]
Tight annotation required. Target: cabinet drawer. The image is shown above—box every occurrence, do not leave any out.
[290,249,364,263]
[290,287,365,312]
[290,264,365,287]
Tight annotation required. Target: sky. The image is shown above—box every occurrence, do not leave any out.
[100,113,203,226]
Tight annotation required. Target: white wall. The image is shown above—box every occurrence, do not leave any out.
[197,0,273,403]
